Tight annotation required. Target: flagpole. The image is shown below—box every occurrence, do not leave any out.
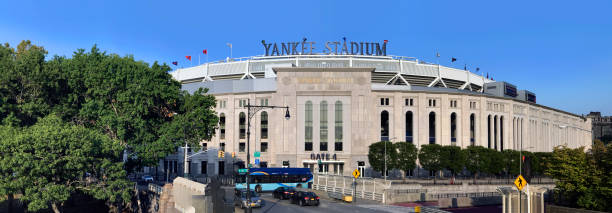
[198,55,201,65]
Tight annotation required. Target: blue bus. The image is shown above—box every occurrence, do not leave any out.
[235,168,313,192]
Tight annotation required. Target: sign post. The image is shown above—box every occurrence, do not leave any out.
[352,169,360,205]
[514,174,528,213]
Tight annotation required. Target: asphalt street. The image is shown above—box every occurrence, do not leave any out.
[235,192,391,213]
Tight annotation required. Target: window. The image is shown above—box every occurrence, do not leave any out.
[260,98,269,106]
[261,142,268,152]
[405,98,414,106]
[239,112,246,139]
[406,111,413,142]
[261,111,268,139]
[429,112,436,144]
[381,110,389,141]
[470,101,477,109]
[450,113,457,143]
[429,99,437,107]
[202,143,207,151]
[380,98,389,106]
[201,161,207,174]
[500,116,504,151]
[335,101,343,151]
[239,142,245,152]
[220,142,225,152]
[450,100,458,108]
[219,113,226,139]
[218,161,224,175]
[470,114,476,146]
[320,101,328,151]
[305,101,313,151]
[487,115,492,149]
[494,115,498,150]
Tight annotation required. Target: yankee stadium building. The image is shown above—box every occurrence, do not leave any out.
[165,39,592,177]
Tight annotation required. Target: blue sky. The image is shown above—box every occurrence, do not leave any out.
[1,0,611,115]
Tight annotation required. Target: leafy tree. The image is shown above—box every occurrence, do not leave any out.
[394,142,418,178]
[0,125,22,213]
[464,145,489,183]
[501,149,520,177]
[440,145,466,180]
[6,115,132,213]
[418,144,443,183]
[367,141,398,176]
[0,40,219,211]
[483,148,503,179]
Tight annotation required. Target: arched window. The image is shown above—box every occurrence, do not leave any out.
[381,110,389,141]
[500,116,504,151]
[487,115,492,148]
[406,111,413,143]
[239,112,246,139]
[429,112,436,144]
[261,111,268,139]
[450,112,457,144]
[470,114,475,146]
[219,113,226,139]
[494,115,498,150]
[305,101,313,151]
[320,101,328,151]
[335,101,343,151]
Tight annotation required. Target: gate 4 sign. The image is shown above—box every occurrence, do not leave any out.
[352,169,361,178]
[514,175,527,191]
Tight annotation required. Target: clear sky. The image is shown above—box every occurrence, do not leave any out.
[1,0,611,115]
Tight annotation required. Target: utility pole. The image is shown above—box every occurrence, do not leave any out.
[244,100,290,213]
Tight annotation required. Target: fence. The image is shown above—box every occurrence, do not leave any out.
[429,191,499,199]
[312,174,388,203]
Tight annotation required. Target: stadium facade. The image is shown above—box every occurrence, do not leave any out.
[165,45,592,177]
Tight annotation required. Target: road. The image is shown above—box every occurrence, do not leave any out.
[226,188,414,213]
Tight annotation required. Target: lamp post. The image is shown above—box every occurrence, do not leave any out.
[384,137,397,181]
[244,100,290,213]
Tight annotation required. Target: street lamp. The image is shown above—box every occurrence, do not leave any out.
[244,100,290,213]
[384,137,397,181]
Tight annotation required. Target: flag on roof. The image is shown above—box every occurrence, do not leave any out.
[203,49,207,55]
[172,61,178,66]
[451,57,457,62]
[185,56,191,61]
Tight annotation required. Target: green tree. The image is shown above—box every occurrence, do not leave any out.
[6,115,132,213]
[0,125,23,213]
[464,146,489,183]
[394,142,418,178]
[545,144,611,211]
[501,150,520,177]
[418,144,443,183]
[483,148,503,180]
[440,145,466,180]
[367,141,398,176]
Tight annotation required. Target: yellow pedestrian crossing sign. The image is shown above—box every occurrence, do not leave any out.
[352,169,361,178]
[514,175,527,191]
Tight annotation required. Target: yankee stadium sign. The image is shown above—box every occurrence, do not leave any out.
[261,38,388,56]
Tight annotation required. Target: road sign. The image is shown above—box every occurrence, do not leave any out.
[514,174,527,191]
[255,159,260,165]
[238,169,248,174]
[352,169,361,178]
[254,151,260,158]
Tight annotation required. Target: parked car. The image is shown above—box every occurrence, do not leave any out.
[234,189,263,209]
[273,187,296,200]
[290,191,319,206]
[141,175,154,183]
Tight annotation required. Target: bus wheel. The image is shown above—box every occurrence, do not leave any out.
[296,184,302,188]
[255,185,262,193]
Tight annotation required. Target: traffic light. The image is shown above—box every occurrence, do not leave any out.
[218,150,225,158]
[231,152,235,158]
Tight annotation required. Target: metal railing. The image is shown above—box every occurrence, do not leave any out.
[429,191,500,199]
